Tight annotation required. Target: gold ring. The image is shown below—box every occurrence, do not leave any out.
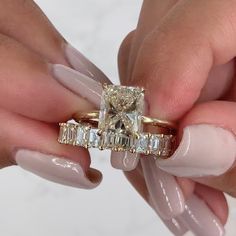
[73,111,177,131]
[58,85,177,158]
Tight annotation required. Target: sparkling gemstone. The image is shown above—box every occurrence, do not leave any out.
[98,85,144,135]
[103,131,116,148]
[88,129,100,148]
[115,133,132,150]
[149,135,160,154]
[67,124,77,144]
[59,124,67,142]
[76,125,88,146]
[136,134,149,153]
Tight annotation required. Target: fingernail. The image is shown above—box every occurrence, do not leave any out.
[110,151,139,171]
[148,196,188,236]
[64,44,110,83]
[178,195,225,236]
[156,124,236,177]
[52,64,103,107]
[163,218,188,236]
[15,149,102,189]
[141,157,185,219]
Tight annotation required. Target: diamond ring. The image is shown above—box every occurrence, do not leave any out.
[58,85,177,158]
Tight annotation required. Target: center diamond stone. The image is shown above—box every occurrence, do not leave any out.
[99,85,144,149]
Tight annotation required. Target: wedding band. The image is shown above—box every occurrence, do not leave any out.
[58,122,176,158]
[58,84,177,158]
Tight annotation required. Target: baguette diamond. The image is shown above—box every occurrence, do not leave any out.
[88,128,100,148]
[58,123,175,158]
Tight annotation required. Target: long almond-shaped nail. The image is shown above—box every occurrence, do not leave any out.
[148,196,188,236]
[15,149,102,189]
[141,157,185,219]
[163,218,188,236]
[111,151,139,171]
[178,195,225,236]
[65,44,110,83]
[52,64,102,107]
[156,124,236,177]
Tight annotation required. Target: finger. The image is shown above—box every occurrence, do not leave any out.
[0,33,105,122]
[177,194,224,236]
[116,0,179,171]
[0,0,109,82]
[0,108,101,189]
[195,184,228,225]
[0,0,66,64]
[131,0,236,120]
[124,164,189,236]
[156,101,236,179]
[141,157,185,219]
[118,30,135,83]
[127,0,179,77]
[126,163,225,235]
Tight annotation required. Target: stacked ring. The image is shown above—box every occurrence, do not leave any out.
[58,84,177,159]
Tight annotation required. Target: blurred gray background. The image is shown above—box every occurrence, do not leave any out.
[0,1,235,235]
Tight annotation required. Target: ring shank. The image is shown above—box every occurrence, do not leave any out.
[73,111,177,131]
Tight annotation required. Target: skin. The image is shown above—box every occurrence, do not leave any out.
[119,0,236,224]
[0,0,234,230]
[0,0,95,173]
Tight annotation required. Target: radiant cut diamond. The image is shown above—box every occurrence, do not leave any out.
[98,85,144,150]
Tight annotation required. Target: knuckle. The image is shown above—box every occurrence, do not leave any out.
[221,168,236,197]
[118,30,136,60]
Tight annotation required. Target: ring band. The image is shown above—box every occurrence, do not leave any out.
[73,111,177,131]
[58,84,177,158]
[58,122,176,158]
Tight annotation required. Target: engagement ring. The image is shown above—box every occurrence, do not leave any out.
[58,85,177,158]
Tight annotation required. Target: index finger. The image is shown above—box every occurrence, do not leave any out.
[0,0,109,83]
[131,0,236,120]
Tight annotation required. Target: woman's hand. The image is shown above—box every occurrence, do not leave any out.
[0,0,109,189]
[118,0,236,235]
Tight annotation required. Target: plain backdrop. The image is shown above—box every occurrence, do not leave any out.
[0,1,235,236]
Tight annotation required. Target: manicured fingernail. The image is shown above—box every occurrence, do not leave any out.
[52,64,102,107]
[65,44,110,83]
[163,218,188,236]
[110,151,139,171]
[178,195,225,236]
[15,149,102,189]
[156,124,236,177]
[141,157,185,219]
[148,197,188,236]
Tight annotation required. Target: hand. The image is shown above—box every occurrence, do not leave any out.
[118,1,236,235]
[0,0,110,189]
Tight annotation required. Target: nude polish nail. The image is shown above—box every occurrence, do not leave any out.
[64,44,110,83]
[141,157,185,220]
[148,192,188,236]
[15,149,102,189]
[163,218,188,236]
[178,195,225,236]
[52,64,103,107]
[110,151,139,171]
[156,124,236,177]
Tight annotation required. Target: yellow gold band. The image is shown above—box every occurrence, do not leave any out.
[73,111,177,131]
